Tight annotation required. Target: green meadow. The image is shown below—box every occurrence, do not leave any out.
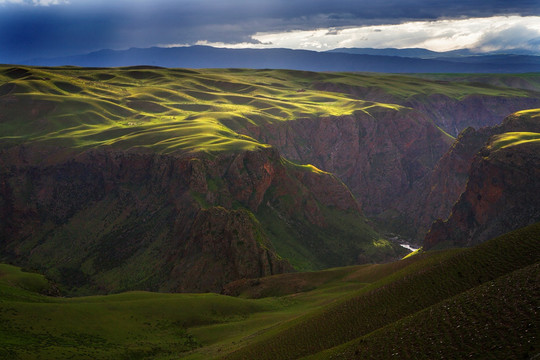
[489,131,540,150]
[1,66,533,155]
[486,109,540,150]
[1,222,538,359]
[0,67,399,155]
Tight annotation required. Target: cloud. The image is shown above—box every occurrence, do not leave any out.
[471,23,540,52]
[1,0,540,62]
[0,0,68,5]
[33,0,69,5]
[224,16,540,53]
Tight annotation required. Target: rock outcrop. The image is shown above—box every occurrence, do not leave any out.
[409,109,540,240]
[0,145,383,293]
[424,110,540,249]
[240,107,452,216]
[405,94,540,137]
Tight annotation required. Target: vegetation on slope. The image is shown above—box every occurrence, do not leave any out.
[486,109,540,150]
[221,221,540,360]
[2,66,535,154]
[415,73,540,93]
[488,131,540,150]
[307,262,539,360]
[0,66,406,154]
[2,222,537,359]
[0,259,423,359]
[0,264,58,300]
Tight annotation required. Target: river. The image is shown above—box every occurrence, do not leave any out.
[400,243,420,252]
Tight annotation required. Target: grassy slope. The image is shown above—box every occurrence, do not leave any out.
[414,73,540,93]
[487,109,540,150]
[0,66,400,154]
[1,66,533,155]
[0,267,278,359]
[1,222,538,359]
[255,200,391,272]
[221,221,540,360]
[0,259,422,359]
[305,262,539,360]
[489,131,540,150]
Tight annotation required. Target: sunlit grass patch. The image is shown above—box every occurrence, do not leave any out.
[4,65,527,156]
[488,131,540,150]
[514,108,540,118]
[0,66,425,156]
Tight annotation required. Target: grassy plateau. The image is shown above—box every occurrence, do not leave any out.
[1,66,535,155]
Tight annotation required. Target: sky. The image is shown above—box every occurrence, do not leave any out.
[1,0,540,62]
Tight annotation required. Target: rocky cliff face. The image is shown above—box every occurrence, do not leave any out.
[0,145,383,293]
[239,98,540,242]
[412,110,540,242]
[239,107,452,216]
[404,127,492,240]
[313,79,540,137]
[424,110,540,249]
[405,94,540,137]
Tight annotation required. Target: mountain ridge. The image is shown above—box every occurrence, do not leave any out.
[327,47,540,58]
[17,45,540,73]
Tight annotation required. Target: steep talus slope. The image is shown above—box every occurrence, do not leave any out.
[425,109,540,249]
[409,108,540,240]
[221,221,540,360]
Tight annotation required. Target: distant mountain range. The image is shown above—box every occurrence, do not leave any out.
[16,45,540,73]
[327,47,540,58]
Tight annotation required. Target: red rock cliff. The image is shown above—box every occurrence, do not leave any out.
[424,111,540,249]
[0,145,374,293]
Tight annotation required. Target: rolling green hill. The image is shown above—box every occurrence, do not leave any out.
[1,222,538,359]
[222,221,540,360]
[0,66,405,154]
[2,66,538,152]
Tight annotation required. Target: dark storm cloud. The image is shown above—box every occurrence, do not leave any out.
[1,0,539,62]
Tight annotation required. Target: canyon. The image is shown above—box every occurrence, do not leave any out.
[1,66,540,294]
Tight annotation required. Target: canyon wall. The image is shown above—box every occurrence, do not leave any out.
[424,110,540,249]
[0,145,385,293]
